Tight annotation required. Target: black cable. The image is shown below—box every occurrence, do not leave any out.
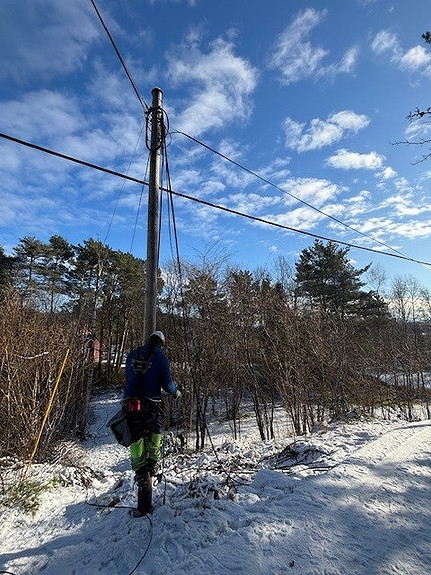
[161,185,431,268]
[0,131,147,185]
[94,0,385,262]
[1,131,430,268]
[162,140,237,486]
[86,501,136,510]
[128,514,153,575]
[130,152,150,254]
[86,500,153,574]
[92,0,404,263]
[105,121,146,245]
[173,129,413,263]
[89,0,149,113]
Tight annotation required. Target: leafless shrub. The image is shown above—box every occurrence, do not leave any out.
[0,289,91,461]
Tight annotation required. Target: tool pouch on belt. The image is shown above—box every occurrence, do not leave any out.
[123,397,164,442]
[106,409,133,447]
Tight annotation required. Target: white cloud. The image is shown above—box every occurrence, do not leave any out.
[284,118,343,152]
[269,8,328,84]
[265,207,323,230]
[167,38,258,136]
[222,192,280,215]
[392,220,431,239]
[381,193,430,217]
[269,8,358,84]
[371,30,400,59]
[281,177,341,207]
[0,90,83,141]
[266,201,343,232]
[378,166,397,180]
[322,47,359,78]
[406,120,431,140]
[330,110,370,131]
[283,110,369,152]
[371,30,431,76]
[401,46,431,71]
[0,0,99,82]
[0,88,141,171]
[345,190,373,216]
[206,140,256,190]
[326,149,385,170]
[87,62,143,113]
[368,218,431,239]
[259,157,292,184]
[393,177,413,193]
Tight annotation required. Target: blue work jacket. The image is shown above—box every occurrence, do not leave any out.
[124,344,178,400]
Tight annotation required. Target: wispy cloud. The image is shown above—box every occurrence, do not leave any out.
[221,192,279,215]
[265,201,343,232]
[283,110,369,152]
[381,193,431,217]
[269,8,358,85]
[371,30,431,76]
[281,177,342,208]
[0,86,143,173]
[0,90,84,141]
[344,190,373,217]
[326,149,385,170]
[360,216,431,240]
[378,166,397,180]
[166,37,258,136]
[0,0,99,82]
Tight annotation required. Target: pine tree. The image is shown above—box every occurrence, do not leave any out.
[294,240,387,320]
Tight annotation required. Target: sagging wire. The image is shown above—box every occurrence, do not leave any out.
[89,0,149,114]
[130,152,150,254]
[127,514,153,575]
[105,121,146,245]
[91,0,400,264]
[173,129,415,266]
[161,130,245,490]
[85,501,153,575]
[2,131,430,268]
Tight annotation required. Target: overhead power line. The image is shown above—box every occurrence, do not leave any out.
[0,132,145,185]
[84,1,419,270]
[174,130,411,262]
[1,130,430,269]
[86,0,419,276]
[89,0,149,113]
[160,186,431,268]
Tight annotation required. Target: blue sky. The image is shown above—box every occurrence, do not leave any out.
[1,0,431,292]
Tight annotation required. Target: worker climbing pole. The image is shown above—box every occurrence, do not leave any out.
[108,87,182,517]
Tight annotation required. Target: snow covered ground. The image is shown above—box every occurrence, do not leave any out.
[1,392,431,575]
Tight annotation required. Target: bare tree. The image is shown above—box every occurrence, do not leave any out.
[392,32,431,163]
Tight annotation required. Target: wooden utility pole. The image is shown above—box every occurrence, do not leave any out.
[144,87,163,342]
[138,87,163,516]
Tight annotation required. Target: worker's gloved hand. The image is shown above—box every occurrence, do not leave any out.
[174,389,182,399]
